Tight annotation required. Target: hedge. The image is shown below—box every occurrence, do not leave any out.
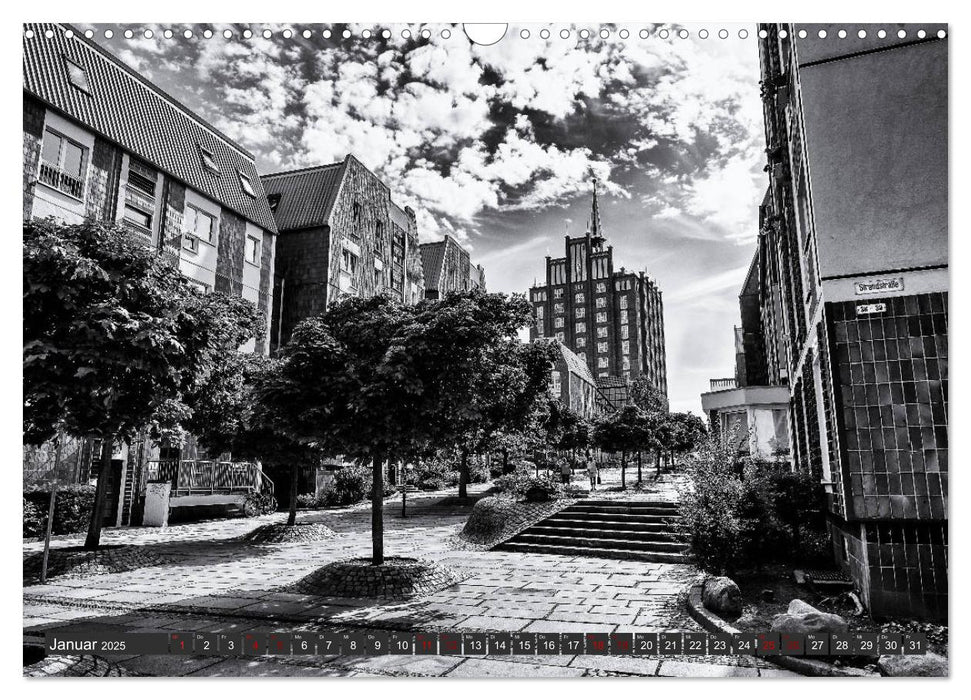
[23,484,96,538]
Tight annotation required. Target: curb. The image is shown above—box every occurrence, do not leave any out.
[685,584,875,678]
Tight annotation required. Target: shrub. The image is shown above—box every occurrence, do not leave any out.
[296,493,319,509]
[679,440,831,574]
[23,484,96,538]
[522,476,563,502]
[316,466,397,506]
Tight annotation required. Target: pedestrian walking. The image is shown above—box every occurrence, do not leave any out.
[585,450,597,491]
[560,459,571,484]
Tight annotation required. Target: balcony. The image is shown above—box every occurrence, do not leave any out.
[709,377,738,391]
[38,161,84,199]
[146,459,273,498]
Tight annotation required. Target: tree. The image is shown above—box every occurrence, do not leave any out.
[592,404,654,490]
[23,220,261,549]
[628,375,669,413]
[398,291,555,499]
[657,412,708,469]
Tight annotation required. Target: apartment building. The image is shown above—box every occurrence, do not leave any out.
[419,234,487,300]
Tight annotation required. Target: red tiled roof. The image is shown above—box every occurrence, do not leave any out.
[261,161,346,232]
[23,23,277,233]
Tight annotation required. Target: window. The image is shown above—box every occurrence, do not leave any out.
[127,160,157,197]
[598,357,609,369]
[622,341,630,355]
[620,296,629,309]
[341,248,359,275]
[199,145,220,173]
[597,327,608,338]
[554,317,564,328]
[553,288,563,298]
[533,290,547,302]
[554,303,564,314]
[622,357,631,371]
[238,170,256,197]
[575,322,586,334]
[575,307,585,319]
[596,312,607,323]
[555,331,565,342]
[267,193,281,212]
[621,326,630,340]
[620,310,629,324]
[577,352,587,362]
[535,306,545,322]
[575,293,584,304]
[596,282,607,293]
[39,129,86,199]
[246,235,261,265]
[184,206,216,249]
[187,280,210,294]
[596,297,606,308]
[598,342,608,354]
[124,205,152,231]
[576,336,586,348]
[64,57,90,93]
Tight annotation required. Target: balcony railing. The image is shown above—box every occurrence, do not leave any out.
[709,377,738,391]
[145,459,273,497]
[38,161,84,199]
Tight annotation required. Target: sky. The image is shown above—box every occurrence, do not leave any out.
[91,22,768,415]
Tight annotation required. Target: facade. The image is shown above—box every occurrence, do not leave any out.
[701,252,791,459]
[23,23,279,525]
[550,343,599,421]
[529,182,667,396]
[261,155,425,349]
[419,234,486,300]
[758,23,948,619]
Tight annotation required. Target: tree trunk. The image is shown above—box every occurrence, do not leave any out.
[287,460,298,527]
[655,451,662,478]
[372,453,384,566]
[636,452,642,484]
[459,448,469,499]
[502,448,510,475]
[84,437,114,551]
[621,451,627,490]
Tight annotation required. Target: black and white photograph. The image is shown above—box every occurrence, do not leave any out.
[20,19,949,681]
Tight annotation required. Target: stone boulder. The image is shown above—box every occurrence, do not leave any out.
[877,653,948,677]
[771,598,848,635]
[702,576,743,617]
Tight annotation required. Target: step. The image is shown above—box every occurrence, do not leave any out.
[543,517,683,533]
[580,500,679,509]
[497,542,689,564]
[509,533,688,554]
[527,525,686,542]
[565,505,680,517]
[554,511,680,526]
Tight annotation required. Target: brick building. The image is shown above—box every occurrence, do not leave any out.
[701,252,791,459]
[550,343,599,421]
[419,234,486,300]
[23,23,279,525]
[528,181,667,398]
[758,23,948,619]
[261,155,425,349]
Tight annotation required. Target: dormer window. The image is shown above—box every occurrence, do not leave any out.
[199,145,220,173]
[267,193,281,212]
[238,170,256,197]
[64,57,90,93]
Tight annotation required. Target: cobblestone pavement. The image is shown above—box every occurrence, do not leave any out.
[23,477,796,678]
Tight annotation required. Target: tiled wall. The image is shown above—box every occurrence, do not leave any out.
[828,293,948,521]
[23,96,45,221]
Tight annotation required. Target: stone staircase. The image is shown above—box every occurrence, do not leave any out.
[496,499,689,563]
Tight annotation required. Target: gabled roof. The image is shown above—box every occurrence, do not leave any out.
[23,23,277,233]
[419,239,447,292]
[261,160,347,232]
[555,342,596,386]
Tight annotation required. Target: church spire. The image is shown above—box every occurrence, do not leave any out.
[589,176,604,240]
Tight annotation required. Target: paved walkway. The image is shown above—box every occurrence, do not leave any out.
[24,475,794,677]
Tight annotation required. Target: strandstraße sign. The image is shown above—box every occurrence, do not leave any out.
[854,277,904,295]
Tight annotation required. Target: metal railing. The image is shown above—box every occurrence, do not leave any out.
[38,161,84,199]
[145,459,271,497]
